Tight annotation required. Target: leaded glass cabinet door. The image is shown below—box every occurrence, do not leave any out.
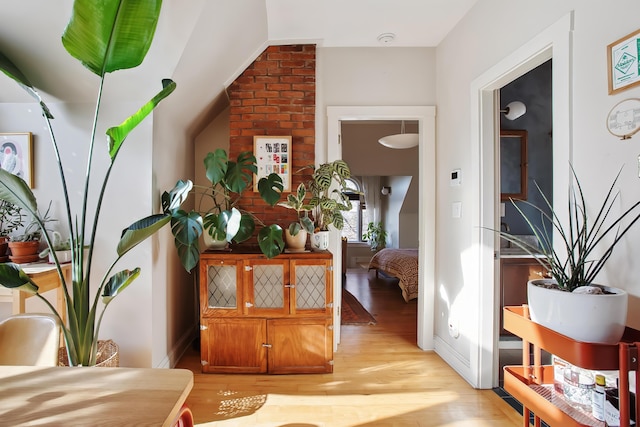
[199,258,243,316]
[290,259,332,316]
[246,259,289,316]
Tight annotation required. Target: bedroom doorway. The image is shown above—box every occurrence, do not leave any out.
[326,106,436,351]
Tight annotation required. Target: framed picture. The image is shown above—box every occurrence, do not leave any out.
[254,136,291,192]
[0,132,33,188]
[608,28,640,94]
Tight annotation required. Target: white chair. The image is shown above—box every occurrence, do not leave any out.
[0,313,60,366]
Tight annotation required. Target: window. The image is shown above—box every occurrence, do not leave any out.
[341,178,371,242]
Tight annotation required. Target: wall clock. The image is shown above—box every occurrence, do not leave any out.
[606,98,640,139]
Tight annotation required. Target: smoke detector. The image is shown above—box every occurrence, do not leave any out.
[377,33,396,44]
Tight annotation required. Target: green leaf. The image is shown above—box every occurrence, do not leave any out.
[161,180,193,214]
[257,173,284,206]
[61,0,162,76]
[0,51,53,119]
[204,149,229,185]
[288,222,302,235]
[300,216,315,234]
[232,213,256,243]
[226,152,257,194]
[224,208,242,241]
[117,214,171,256]
[0,263,38,293]
[0,169,38,215]
[332,160,351,179]
[258,225,285,258]
[102,268,141,303]
[171,210,203,272]
[107,79,176,160]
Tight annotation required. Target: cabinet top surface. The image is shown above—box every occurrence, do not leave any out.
[200,248,332,260]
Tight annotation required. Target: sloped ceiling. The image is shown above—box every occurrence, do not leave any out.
[0,0,476,133]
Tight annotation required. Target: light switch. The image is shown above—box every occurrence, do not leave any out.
[452,201,462,218]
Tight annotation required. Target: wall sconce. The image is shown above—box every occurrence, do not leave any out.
[500,101,526,121]
[381,186,392,196]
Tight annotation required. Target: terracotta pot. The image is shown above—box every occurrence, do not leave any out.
[527,279,628,344]
[8,240,40,257]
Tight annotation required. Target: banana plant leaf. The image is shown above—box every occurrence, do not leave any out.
[102,269,141,303]
[107,79,176,160]
[0,264,38,293]
[61,0,162,76]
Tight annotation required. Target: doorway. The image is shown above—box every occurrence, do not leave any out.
[497,59,553,386]
[469,12,573,389]
[327,106,436,350]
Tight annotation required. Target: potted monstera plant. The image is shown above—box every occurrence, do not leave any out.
[498,166,640,344]
[190,148,285,257]
[0,0,196,366]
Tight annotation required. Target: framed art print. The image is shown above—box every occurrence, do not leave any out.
[254,135,291,192]
[0,132,33,188]
[608,28,640,94]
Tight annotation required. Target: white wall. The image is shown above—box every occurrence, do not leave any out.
[0,100,156,367]
[436,0,640,385]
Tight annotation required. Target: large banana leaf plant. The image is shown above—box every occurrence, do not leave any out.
[0,0,198,366]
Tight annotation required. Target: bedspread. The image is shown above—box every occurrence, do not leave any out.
[368,248,418,302]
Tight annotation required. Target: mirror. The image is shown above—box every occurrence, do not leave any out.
[500,129,527,201]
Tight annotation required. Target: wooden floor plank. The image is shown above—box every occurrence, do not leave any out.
[176,268,521,426]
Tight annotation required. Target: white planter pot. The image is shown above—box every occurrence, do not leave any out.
[527,279,628,344]
[310,231,330,251]
[202,232,228,250]
[284,229,308,252]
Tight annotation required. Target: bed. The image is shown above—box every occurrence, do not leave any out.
[368,248,418,302]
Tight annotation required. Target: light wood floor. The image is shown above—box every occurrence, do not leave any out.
[176,268,522,426]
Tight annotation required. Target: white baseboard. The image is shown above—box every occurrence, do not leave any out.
[155,321,198,369]
[434,335,473,386]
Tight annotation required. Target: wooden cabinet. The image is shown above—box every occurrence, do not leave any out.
[499,257,545,336]
[199,250,333,374]
[503,306,640,427]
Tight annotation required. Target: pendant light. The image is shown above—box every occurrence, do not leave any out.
[378,121,419,149]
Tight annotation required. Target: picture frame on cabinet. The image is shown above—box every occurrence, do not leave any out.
[254,135,291,192]
[608,28,640,94]
[0,132,33,188]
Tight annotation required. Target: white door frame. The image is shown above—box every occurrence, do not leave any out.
[327,106,436,350]
[470,13,573,388]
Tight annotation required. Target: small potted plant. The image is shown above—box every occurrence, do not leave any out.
[39,231,73,264]
[305,160,356,250]
[7,204,55,263]
[0,200,24,259]
[496,166,640,344]
[277,183,315,251]
[189,148,285,257]
[362,222,387,252]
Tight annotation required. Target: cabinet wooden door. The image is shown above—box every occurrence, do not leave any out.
[267,318,333,374]
[200,317,267,373]
[290,259,332,316]
[246,259,289,316]
[200,257,244,317]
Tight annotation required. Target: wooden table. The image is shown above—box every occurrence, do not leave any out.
[0,263,70,322]
[0,365,194,426]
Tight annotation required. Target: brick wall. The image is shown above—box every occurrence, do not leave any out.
[227,44,316,238]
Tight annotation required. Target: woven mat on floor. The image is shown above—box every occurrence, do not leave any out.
[341,289,376,325]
